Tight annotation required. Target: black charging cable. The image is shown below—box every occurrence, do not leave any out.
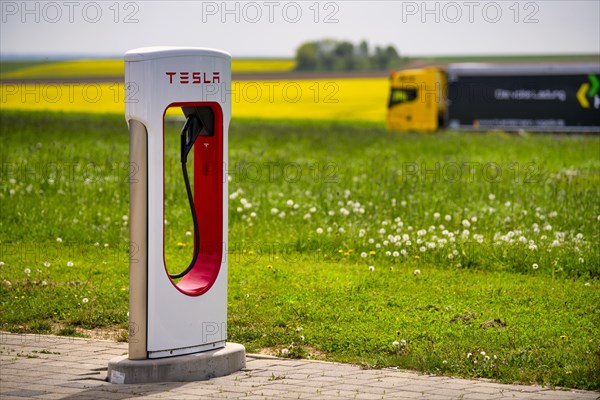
[169,114,203,279]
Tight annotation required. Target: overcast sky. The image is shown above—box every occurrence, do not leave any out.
[1,0,599,59]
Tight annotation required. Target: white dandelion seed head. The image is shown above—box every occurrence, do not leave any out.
[286,199,294,207]
[392,341,399,347]
[532,263,539,270]
[316,228,324,234]
[413,269,421,275]
[488,194,495,200]
[82,298,89,303]
[433,212,440,219]
[445,214,451,221]
[24,268,31,274]
[361,252,367,258]
[368,266,375,271]
[67,261,74,267]
[56,237,63,243]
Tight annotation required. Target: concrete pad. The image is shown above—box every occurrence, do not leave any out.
[107,342,245,384]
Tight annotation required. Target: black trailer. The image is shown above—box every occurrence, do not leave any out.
[446,63,600,132]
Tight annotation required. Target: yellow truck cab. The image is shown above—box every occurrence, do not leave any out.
[386,67,446,133]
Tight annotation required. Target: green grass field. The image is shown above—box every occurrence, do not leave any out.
[0,110,599,389]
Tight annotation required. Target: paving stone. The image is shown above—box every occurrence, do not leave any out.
[1,332,599,400]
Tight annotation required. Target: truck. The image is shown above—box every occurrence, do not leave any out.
[386,63,600,133]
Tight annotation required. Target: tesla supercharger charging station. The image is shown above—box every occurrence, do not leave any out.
[108,47,245,384]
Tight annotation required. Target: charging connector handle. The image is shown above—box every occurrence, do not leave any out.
[169,115,203,279]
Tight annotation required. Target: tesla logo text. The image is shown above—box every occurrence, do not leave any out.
[165,72,220,84]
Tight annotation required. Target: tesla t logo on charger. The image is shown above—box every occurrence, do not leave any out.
[165,71,220,84]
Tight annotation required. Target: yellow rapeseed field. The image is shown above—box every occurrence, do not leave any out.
[1,60,124,80]
[0,78,389,122]
[1,59,295,80]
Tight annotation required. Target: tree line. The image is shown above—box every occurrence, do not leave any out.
[295,39,404,72]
